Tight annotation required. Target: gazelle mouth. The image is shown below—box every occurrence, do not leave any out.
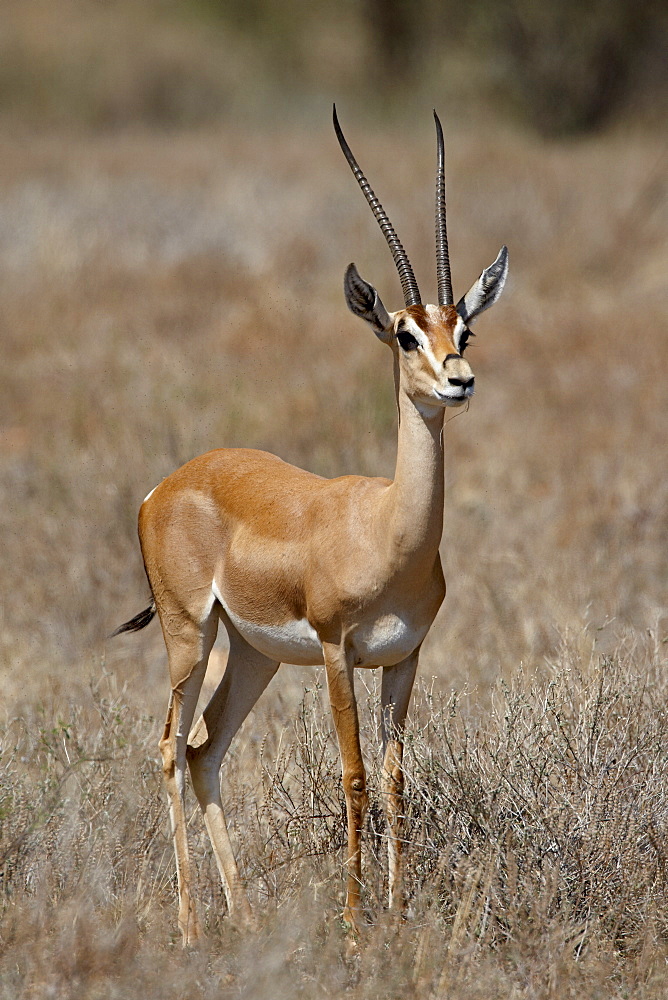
[435,389,473,406]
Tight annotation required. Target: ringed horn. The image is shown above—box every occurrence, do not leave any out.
[333,106,456,310]
[433,109,453,306]
[333,104,422,307]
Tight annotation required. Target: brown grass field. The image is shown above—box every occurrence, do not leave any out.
[0,104,667,997]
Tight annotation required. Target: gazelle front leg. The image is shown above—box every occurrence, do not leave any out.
[323,641,368,930]
[381,649,419,913]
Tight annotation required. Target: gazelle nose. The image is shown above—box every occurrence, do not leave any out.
[448,375,475,389]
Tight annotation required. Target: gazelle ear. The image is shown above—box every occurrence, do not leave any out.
[456,246,509,324]
[344,263,392,343]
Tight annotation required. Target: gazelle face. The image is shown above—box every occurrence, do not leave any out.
[343,255,507,412]
[392,304,474,409]
[335,106,508,414]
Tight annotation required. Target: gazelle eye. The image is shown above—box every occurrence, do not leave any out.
[397,330,419,352]
[458,328,475,354]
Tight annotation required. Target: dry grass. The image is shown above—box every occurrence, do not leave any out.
[1,113,667,996]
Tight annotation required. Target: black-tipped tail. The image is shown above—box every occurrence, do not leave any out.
[110,600,157,637]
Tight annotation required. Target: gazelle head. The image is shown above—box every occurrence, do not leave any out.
[334,106,508,410]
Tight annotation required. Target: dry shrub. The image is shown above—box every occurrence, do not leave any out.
[3,632,668,997]
[404,632,668,946]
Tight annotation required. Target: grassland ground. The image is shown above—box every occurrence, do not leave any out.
[0,119,666,997]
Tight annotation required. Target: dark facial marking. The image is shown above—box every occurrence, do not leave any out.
[397,329,419,352]
[458,329,475,354]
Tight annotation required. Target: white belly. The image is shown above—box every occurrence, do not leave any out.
[213,584,424,668]
[213,585,324,665]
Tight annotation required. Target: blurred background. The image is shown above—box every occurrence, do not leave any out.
[1,0,667,132]
[1,1,668,991]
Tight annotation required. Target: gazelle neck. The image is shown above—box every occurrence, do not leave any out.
[385,374,445,562]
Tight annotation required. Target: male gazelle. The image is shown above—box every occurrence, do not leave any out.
[114,107,508,944]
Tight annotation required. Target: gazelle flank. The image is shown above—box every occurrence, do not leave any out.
[113,106,509,945]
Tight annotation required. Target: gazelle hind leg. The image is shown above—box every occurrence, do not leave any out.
[158,612,218,946]
[380,650,419,913]
[187,614,279,923]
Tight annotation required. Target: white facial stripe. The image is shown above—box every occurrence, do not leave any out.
[143,485,158,504]
[399,316,426,343]
[398,316,440,374]
[422,340,443,377]
[399,313,448,376]
[453,315,467,350]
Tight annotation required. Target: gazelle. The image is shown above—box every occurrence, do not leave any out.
[113,107,508,944]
